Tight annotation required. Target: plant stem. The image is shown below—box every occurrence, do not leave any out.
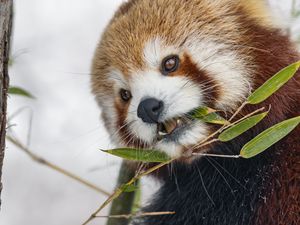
[192,153,241,159]
[82,159,175,225]
[219,106,266,133]
[229,101,248,122]
[191,105,265,152]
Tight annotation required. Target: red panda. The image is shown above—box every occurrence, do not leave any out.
[91,0,300,224]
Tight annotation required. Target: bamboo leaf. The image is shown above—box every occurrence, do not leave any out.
[200,113,230,125]
[219,112,268,142]
[240,116,300,159]
[190,106,216,118]
[8,86,35,99]
[102,148,170,163]
[191,106,229,125]
[248,61,300,104]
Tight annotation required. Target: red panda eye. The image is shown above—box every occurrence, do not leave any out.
[120,89,132,102]
[161,55,180,75]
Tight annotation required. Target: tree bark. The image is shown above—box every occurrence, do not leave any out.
[0,0,13,208]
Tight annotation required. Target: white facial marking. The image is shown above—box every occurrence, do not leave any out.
[127,71,203,147]
[96,69,130,146]
[106,36,251,157]
[143,37,179,69]
[124,38,205,156]
[95,92,118,142]
[185,38,252,110]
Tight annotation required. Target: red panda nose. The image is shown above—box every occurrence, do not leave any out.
[137,98,164,124]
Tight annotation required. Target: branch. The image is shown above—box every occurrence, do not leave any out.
[0,0,13,209]
[192,153,241,159]
[82,159,175,225]
[6,135,110,196]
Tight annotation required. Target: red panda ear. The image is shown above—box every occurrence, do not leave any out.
[237,0,274,27]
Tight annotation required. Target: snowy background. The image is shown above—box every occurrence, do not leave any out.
[1,0,299,225]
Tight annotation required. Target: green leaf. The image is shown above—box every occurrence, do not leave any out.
[8,86,35,99]
[190,106,216,118]
[199,113,230,125]
[191,106,229,125]
[240,116,300,159]
[102,148,171,163]
[219,112,268,142]
[248,61,300,104]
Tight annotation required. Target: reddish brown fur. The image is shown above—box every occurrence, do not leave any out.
[173,53,221,107]
[234,12,300,224]
[115,98,146,148]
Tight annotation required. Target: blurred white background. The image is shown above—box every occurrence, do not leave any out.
[0,0,299,225]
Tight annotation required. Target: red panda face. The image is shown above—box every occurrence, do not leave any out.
[91,0,274,158]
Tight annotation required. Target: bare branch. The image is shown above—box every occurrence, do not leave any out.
[82,159,175,225]
[0,0,13,208]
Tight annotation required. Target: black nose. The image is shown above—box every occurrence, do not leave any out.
[137,98,164,124]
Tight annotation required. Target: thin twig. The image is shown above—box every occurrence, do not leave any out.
[219,106,266,133]
[96,211,176,219]
[6,135,110,196]
[192,153,241,159]
[196,138,219,148]
[192,105,265,151]
[82,159,176,225]
[229,101,248,122]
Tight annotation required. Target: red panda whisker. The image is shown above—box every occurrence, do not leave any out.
[110,120,137,144]
[209,157,247,190]
[195,164,216,206]
[205,157,237,195]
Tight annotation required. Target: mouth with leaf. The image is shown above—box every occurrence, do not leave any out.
[103,61,300,163]
[156,106,224,142]
[157,116,193,141]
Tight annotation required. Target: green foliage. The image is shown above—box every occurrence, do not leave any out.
[247,61,300,104]
[102,148,170,162]
[218,112,268,142]
[240,116,300,159]
[191,106,229,125]
[199,112,229,125]
[8,86,35,99]
[190,106,216,118]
